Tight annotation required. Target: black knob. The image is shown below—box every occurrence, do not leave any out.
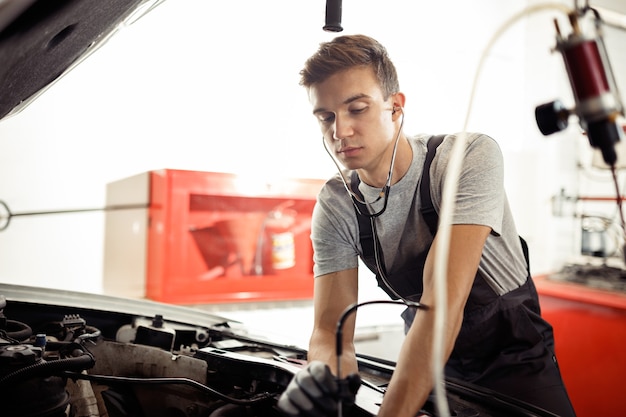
[535,100,570,136]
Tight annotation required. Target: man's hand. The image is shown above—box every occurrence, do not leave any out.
[277,361,361,417]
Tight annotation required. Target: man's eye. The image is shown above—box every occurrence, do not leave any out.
[350,107,367,115]
[318,113,335,123]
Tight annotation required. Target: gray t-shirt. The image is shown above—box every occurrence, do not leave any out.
[311,133,528,296]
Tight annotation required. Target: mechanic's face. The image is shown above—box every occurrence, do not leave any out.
[309,66,401,174]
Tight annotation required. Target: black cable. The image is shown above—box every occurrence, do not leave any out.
[62,371,276,406]
[335,301,429,375]
[334,300,428,417]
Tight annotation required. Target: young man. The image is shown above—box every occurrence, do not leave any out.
[278,34,575,417]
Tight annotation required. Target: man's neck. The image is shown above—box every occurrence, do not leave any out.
[358,135,412,188]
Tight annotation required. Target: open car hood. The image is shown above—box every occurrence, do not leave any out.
[0,0,160,121]
[1,0,624,124]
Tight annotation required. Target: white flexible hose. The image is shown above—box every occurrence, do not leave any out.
[431,3,572,417]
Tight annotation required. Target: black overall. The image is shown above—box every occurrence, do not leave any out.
[353,136,576,416]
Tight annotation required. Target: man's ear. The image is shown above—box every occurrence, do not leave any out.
[390,92,406,119]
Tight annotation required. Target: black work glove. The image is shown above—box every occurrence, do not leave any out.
[277,361,361,417]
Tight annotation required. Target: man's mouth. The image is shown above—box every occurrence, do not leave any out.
[338,146,361,157]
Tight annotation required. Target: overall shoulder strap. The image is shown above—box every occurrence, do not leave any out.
[351,172,393,295]
[415,134,532,276]
[419,134,445,235]
[354,135,445,296]
[351,172,382,269]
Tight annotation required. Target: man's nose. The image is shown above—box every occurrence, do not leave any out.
[332,114,353,141]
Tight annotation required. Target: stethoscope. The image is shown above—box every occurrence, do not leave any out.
[321,108,405,218]
[321,109,428,417]
[322,109,412,302]
[323,110,430,417]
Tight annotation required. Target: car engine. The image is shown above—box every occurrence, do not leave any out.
[0,293,312,417]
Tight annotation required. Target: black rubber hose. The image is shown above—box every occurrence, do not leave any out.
[4,319,33,341]
[0,351,95,386]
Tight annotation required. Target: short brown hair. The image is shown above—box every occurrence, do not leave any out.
[300,34,400,100]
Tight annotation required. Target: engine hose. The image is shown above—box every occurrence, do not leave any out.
[4,319,33,341]
[76,326,101,341]
[0,350,95,387]
[61,324,101,342]
[64,372,276,406]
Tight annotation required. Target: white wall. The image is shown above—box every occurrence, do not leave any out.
[0,0,624,296]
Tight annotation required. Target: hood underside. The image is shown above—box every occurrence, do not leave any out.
[0,0,150,121]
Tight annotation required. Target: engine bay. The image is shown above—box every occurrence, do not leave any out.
[0,284,559,417]
[0,285,384,417]
[0,294,309,416]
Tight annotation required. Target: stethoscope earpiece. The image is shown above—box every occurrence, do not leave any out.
[321,111,405,218]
